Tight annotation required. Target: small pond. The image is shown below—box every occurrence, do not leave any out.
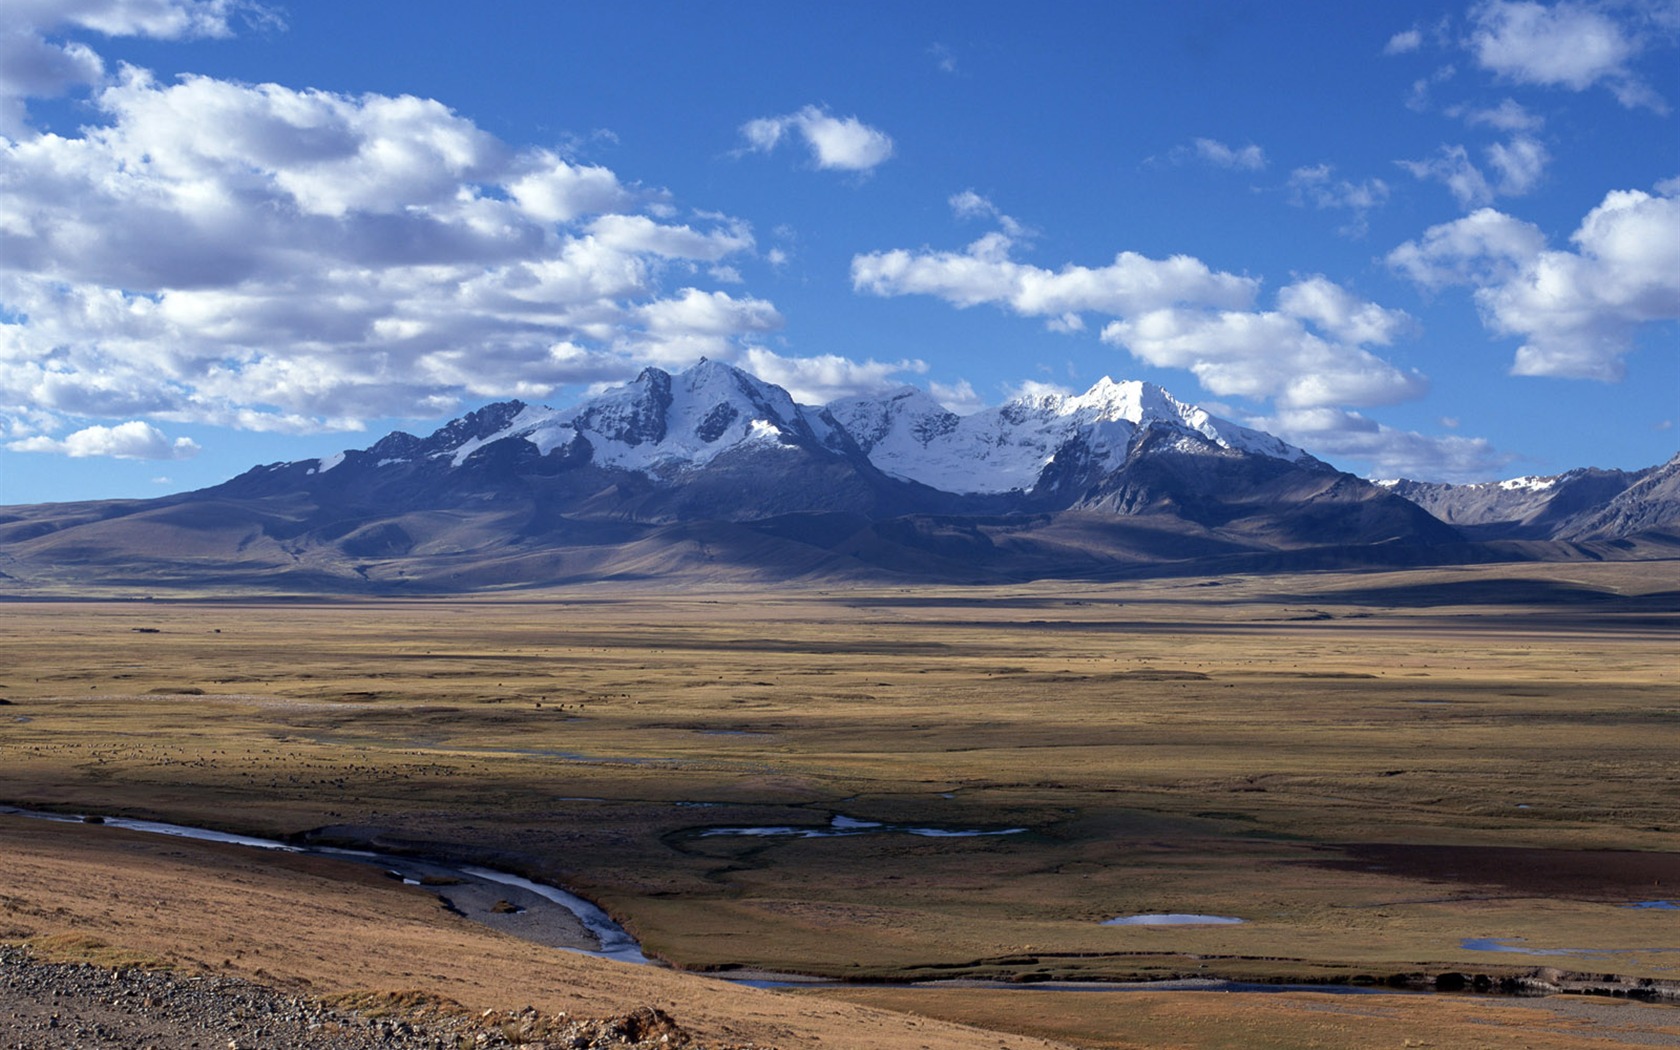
[698,814,1026,839]
[1103,913,1245,926]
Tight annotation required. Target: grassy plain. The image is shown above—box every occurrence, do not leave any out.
[2,560,1679,1045]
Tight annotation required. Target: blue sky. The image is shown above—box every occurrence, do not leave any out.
[1,0,1676,504]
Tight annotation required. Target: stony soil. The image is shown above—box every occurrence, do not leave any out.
[0,946,764,1050]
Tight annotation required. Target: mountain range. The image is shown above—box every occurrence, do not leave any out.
[2,359,1675,592]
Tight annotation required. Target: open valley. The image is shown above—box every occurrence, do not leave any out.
[4,561,1679,1046]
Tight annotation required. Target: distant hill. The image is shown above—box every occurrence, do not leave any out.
[2,360,1674,593]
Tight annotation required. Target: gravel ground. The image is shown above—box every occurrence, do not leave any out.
[0,945,768,1049]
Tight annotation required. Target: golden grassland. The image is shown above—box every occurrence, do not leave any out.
[2,560,1679,1046]
[816,984,1680,1050]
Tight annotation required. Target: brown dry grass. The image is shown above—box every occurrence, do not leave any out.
[0,814,1069,1050]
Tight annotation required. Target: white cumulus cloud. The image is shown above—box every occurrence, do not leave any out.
[1388,183,1680,380]
[1468,0,1664,110]
[854,209,1428,416]
[740,105,894,172]
[928,378,984,415]
[738,348,926,405]
[8,420,200,459]
[1099,277,1426,410]
[1386,206,1548,288]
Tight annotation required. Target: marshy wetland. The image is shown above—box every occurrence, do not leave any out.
[3,560,1680,1047]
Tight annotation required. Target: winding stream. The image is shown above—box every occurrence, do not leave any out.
[1,806,649,965]
[12,805,1673,1001]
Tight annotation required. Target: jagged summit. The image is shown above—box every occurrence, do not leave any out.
[548,358,837,477]
[826,375,1310,495]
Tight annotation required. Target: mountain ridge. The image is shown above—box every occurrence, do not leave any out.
[1,360,1675,593]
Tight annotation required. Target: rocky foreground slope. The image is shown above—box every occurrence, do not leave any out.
[0,945,753,1050]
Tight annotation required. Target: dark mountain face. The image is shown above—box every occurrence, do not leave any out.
[1071,427,1460,548]
[571,369,670,447]
[1554,455,1680,541]
[4,360,1670,593]
[1382,456,1680,542]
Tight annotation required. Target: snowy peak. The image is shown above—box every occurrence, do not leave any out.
[1056,378,1307,464]
[825,386,959,455]
[409,358,832,480]
[1032,377,1170,424]
[827,375,1310,495]
[554,359,826,476]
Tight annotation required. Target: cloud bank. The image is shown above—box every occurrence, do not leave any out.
[0,6,927,458]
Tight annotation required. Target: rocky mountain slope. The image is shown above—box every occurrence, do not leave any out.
[1,360,1672,592]
[1380,454,1680,542]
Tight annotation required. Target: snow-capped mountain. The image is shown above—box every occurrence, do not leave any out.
[825,379,1310,495]
[312,360,842,480]
[298,360,1316,503]
[533,360,850,477]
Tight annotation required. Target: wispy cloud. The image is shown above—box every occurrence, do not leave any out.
[1457,97,1544,131]
[739,105,895,172]
[1288,164,1391,236]
[739,348,925,404]
[1255,406,1513,482]
[948,190,1031,240]
[1400,133,1550,208]
[1164,137,1268,171]
[1385,27,1424,54]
